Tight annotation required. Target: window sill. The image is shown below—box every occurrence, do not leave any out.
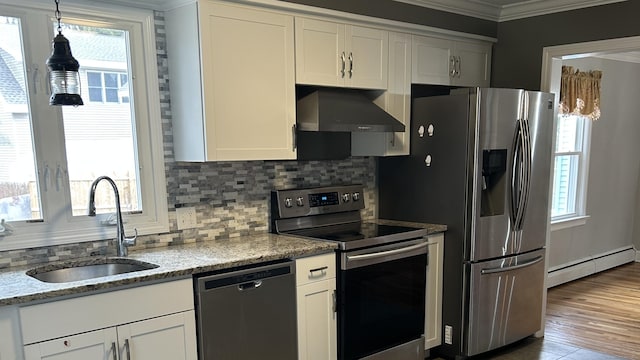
[550,215,590,231]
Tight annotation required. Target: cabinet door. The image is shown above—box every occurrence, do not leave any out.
[200,3,296,160]
[117,311,197,360]
[425,233,444,349]
[0,306,23,360]
[297,279,337,360]
[352,31,410,156]
[24,328,117,360]
[295,17,345,87]
[345,25,388,89]
[412,35,453,85]
[454,41,491,87]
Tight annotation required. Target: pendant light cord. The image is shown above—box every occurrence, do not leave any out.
[54,0,62,35]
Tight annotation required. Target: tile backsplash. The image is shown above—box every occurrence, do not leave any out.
[0,12,377,269]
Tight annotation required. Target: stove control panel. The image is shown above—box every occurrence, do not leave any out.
[272,184,365,219]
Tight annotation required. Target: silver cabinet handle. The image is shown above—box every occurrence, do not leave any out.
[455,56,461,78]
[292,124,297,151]
[340,52,346,78]
[348,52,353,78]
[124,339,131,360]
[481,255,543,275]
[309,266,328,278]
[111,342,117,360]
[449,56,456,77]
[332,289,337,313]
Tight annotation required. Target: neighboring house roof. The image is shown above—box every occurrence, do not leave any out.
[0,29,126,106]
[64,29,127,63]
[0,48,26,105]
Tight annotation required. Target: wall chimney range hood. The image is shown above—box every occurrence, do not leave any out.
[296,88,405,133]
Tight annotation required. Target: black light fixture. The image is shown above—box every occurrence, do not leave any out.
[46,0,83,106]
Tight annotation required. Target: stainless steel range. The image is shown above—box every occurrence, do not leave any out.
[271,184,428,360]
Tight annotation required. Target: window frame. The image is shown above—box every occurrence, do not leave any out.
[0,1,168,251]
[550,114,592,229]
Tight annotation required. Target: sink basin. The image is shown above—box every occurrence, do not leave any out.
[27,258,159,283]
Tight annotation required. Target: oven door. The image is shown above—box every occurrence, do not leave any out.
[338,238,427,360]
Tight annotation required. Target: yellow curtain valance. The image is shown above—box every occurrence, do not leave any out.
[559,66,602,120]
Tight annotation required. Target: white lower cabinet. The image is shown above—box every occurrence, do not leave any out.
[0,305,23,360]
[296,253,337,360]
[425,233,444,350]
[20,279,197,360]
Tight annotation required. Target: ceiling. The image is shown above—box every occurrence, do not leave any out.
[393,0,627,21]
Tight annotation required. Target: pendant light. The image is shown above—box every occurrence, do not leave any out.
[46,0,83,106]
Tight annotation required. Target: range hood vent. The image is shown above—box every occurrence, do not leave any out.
[296,88,405,133]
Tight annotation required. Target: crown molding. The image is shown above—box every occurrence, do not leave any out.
[393,0,627,22]
[498,0,627,22]
[393,0,501,21]
[594,51,640,64]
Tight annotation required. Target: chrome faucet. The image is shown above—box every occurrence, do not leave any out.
[88,176,137,257]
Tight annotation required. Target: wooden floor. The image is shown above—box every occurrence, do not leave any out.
[545,261,640,359]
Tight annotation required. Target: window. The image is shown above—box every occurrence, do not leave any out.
[87,71,129,103]
[551,114,591,222]
[0,3,168,251]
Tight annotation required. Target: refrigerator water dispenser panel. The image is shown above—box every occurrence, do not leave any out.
[481,149,507,217]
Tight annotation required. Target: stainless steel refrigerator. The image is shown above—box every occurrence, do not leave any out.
[378,87,555,359]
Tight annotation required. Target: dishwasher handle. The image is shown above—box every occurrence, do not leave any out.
[238,280,263,291]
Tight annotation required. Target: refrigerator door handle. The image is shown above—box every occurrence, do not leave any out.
[511,122,524,229]
[518,119,532,229]
[517,92,533,230]
[480,255,543,275]
[511,92,532,231]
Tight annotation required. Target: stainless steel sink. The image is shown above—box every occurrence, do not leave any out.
[27,258,159,283]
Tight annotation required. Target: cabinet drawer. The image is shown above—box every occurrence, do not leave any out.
[296,253,336,286]
[20,278,194,345]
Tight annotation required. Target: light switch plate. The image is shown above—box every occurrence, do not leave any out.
[176,207,197,230]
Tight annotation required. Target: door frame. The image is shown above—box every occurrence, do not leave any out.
[538,35,640,337]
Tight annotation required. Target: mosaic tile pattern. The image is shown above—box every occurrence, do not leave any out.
[0,11,377,269]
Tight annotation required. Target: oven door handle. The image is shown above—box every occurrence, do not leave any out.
[346,242,428,262]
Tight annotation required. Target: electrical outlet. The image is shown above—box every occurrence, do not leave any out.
[444,325,453,345]
[176,207,197,230]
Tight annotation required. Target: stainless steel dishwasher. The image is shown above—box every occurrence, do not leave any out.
[194,260,297,359]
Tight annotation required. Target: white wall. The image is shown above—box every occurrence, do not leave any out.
[548,57,640,276]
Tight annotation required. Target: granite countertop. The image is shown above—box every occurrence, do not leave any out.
[374,219,447,233]
[0,221,446,307]
[0,233,336,307]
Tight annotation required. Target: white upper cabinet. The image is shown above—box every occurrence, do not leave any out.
[166,2,297,161]
[295,17,388,89]
[412,35,491,87]
[352,32,411,156]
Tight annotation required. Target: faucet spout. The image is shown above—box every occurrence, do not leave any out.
[88,176,137,257]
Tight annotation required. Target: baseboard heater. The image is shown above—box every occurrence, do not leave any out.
[547,246,636,288]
